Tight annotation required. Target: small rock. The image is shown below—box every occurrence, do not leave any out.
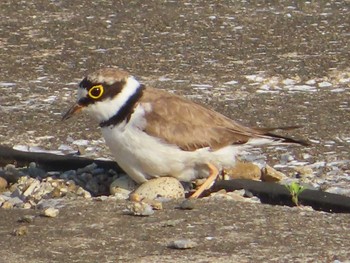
[42,207,59,218]
[75,187,92,199]
[129,193,163,210]
[18,215,35,223]
[22,203,32,209]
[27,162,46,178]
[168,239,198,249]
[59,170,77,180]
[280,153,294,164]
[145,198,163,210]
[126,201,154,216]
[12,226,28,236]
[110,175,137,198]
[0,177,8,191]
[210,191,238,201]
[178,199,195,210]
[298,205,315,212]
[129,193,142,202]
[10,188,23,199]
[37,199,64,210]
[22,180,41,197]
[31,181,54,201]
[77,163,98,175]
[0,195,5,206]
[94,195,108,201]
[1,201,14,209]
[85,178,99,196]
[78,172,93,183]
[8,196,24,207]
[294,166,314,178]
[92,168,106,176]
[4,164,22,183]
[261,165,286,182]
[318,81,332,88]
[133,177,185,200]
[224,161,261,180]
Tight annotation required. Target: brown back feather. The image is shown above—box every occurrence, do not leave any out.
[140,87,306,151]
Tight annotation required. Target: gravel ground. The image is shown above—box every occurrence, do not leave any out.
[0,0,349,262]
[1,199,350,263]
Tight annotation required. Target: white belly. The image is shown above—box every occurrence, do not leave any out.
[101,106,240,184]
[102,125,242,183]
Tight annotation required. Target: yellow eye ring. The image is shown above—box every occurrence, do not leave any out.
[88,85,104,99]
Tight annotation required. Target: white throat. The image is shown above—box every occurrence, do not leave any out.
[81,76,141,123]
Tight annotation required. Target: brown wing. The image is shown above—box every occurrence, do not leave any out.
[139,87,274,151]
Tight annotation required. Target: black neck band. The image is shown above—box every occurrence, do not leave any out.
[99,84,145,128]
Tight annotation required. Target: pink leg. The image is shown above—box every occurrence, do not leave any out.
[189,163,219,199]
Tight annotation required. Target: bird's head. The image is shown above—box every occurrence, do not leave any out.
[62,68,142,124]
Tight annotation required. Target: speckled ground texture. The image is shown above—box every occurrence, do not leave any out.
[0,0,349,262]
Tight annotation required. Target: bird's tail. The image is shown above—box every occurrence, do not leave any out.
[257,126,309,146]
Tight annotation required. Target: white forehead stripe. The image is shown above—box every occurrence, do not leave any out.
[87,69,129,85]
[88,75,118,85]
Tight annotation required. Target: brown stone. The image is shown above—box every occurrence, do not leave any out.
[1,201,14,209]
[12,226,29,236]
[0,177,8,191]
[294,166,314,178]
[261,165,286,182]
[224,161,261,181]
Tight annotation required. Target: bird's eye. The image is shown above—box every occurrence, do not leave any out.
[88,85,104,99]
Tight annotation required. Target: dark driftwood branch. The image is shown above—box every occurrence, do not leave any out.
[212,179,350,213]
[0,145,123,172]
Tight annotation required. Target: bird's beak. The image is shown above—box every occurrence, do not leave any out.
[62,103,83,121]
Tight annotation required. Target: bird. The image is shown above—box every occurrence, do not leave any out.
[62,67,308,198]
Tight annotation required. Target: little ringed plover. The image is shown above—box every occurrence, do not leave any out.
[62,68,308,198]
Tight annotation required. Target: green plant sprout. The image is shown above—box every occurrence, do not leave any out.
[285,182,306,206]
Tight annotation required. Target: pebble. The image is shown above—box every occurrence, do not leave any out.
[42,207,59,218]
[94,195,109,201]
[2,201,14,209]
[27,162,46,178]
[12,226,29,236]
[85,179,100,196]
[168,239,198,249]
[23,180,41,197]
[294,166,314,178]
[7,196,24,207]
[318,81,332,88]
[3,164,23,183]
[126,201,154,216]
[110,175,137,198]
[224,161,261,180]
[59,170,76,180]
[77,163,98,174]
[178,199,195,210]
[133,177,185,200]
[0,176,8,190]
[75,187,92,199]
[261,165,286,182]
[37,199,64,210]
[209,189,261,203]
[129,193,163,210]
[0,195,5,206]
[18,215,35,223]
